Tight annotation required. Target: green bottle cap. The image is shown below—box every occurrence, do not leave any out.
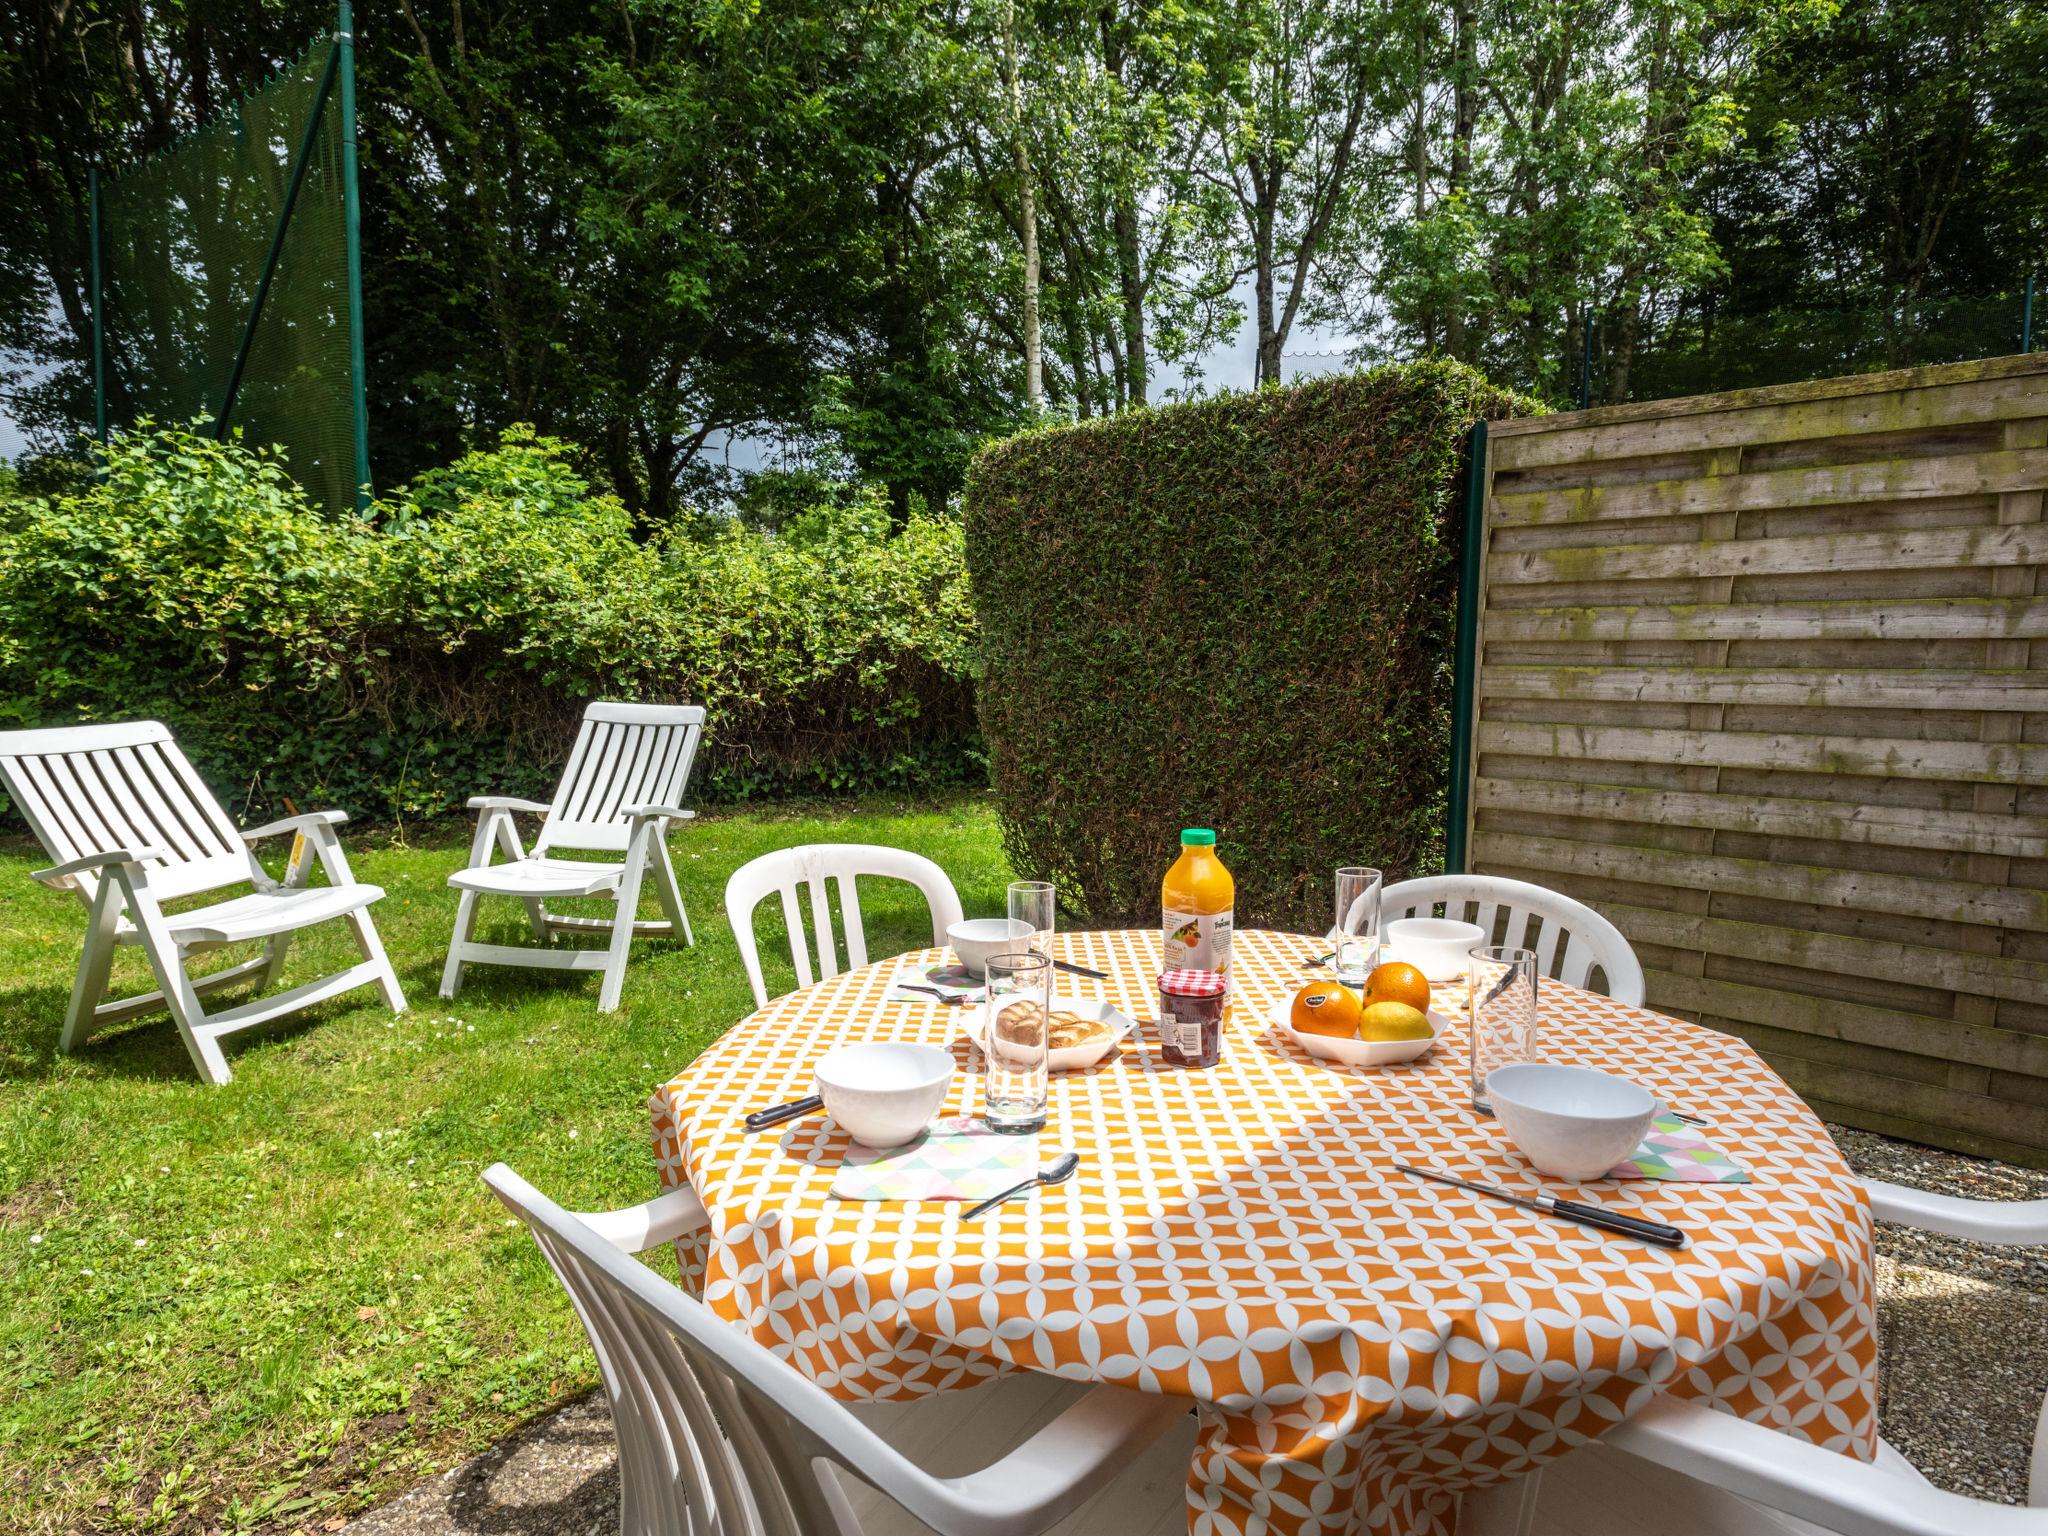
[1180,828,1216,846]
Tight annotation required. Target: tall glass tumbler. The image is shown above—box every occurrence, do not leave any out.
[1334,866,1383,986]
[1010,878,1057,1016]
[983,951,1053,1134]
[1468,945,1539,1115]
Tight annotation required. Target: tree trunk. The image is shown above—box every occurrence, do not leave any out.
[1254,178,1281,387]
[1001,0,1042,411]
[1113,194,1147,407]
[1445,0,1477,358]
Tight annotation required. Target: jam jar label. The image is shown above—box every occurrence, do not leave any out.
[1162,907,1233,974]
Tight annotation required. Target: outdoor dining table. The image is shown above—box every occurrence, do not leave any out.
[649,927,1879,1536]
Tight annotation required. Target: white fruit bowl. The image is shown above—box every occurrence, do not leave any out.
[1268,998,1448,1067]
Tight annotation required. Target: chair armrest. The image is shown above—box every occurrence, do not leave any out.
[574,1185,708,1253]
[32,845,169,887]
[468,796,552,814]
[240,809,348,843]
[1603,1395,2047,1536]
[1863,1177,2048,1244]
[922,1384,1193,1534]
[624,803,696,823]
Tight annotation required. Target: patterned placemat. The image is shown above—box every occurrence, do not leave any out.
[1613,1113,1754,1183]
[832,1116,1040,1201]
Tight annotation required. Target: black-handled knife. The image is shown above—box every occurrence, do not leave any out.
[744,1094,822,1132]
[1052,958,1110,980]
[1394,1164,1687,1249]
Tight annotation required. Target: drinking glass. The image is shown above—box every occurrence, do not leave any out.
[1333,866,1382,986]
[1468,945,1538,1115]
[983,951,1053,1133]
[1008,880,1055,957]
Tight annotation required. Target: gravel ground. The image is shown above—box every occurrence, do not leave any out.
[337,1125,2048,1536]
[1833,1124,2048,1505]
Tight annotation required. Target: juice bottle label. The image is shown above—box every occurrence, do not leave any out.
[1162,907,1233,974]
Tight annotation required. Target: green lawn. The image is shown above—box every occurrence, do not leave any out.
[0,794,1013,1535]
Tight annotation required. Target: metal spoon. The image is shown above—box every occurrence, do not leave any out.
[962,1152,1080,1219]
[896,983,972,1007]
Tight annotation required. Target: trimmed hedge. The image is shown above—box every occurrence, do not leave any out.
[0,423,981,823]
[963,360,1531,932]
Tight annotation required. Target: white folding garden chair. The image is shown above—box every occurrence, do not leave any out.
[441,703,704,1013]
[484,1162,1192,1536]
[0,720,405,1085]
[1383,873,1646,1006]
[724,844,964,1009]
[1462,1179,2048,1536]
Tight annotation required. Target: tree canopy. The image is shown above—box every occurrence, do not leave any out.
[5,0,2042,517]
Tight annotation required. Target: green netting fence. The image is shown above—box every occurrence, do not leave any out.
[90,6,367,515]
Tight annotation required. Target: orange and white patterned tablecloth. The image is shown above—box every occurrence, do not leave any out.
[649,929,1877,1536]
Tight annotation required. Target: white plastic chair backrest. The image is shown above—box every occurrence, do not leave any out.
[724,844,965,1009]
[0,720,251,904]
[484,1162,985,1536]
[1381,874,1646,1006]
[533,702,706,857]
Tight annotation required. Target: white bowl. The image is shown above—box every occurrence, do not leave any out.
[814,1042,954,1148]
[946,918,1034,980]
[965,997,1137,1072]
[1486,1063,1660,1181]
[1385,918,1487,983]
[1268,997,1448,1067]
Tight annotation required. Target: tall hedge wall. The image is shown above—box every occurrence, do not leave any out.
[0,424,981,824]
[964,360,1530,932]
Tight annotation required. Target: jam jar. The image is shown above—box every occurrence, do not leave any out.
[1157,968,1226,1067]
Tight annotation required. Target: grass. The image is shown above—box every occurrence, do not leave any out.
[0,792,1014,1535]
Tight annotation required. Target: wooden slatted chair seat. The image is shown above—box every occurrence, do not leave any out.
[0,720,406,1084]
[440,702,706,1013]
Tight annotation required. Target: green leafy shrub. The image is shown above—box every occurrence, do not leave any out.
[0,422,980,822]
[964,360,1533,931]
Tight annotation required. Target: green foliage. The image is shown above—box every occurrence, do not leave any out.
[0,422,982,822]
[965,360,1533,931]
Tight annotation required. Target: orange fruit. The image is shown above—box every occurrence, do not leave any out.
[1290,979,1362,1038]
[1365,961,1431,1013]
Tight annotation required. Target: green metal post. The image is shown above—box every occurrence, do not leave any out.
[90,168,107,445]
[217,42,340,437]
[338,0,372,513]
[1444,418,1489,875]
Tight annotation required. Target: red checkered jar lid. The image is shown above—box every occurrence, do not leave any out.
[1158,968,1226,997]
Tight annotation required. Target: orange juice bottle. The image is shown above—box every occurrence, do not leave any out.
[1161,828,1234,978]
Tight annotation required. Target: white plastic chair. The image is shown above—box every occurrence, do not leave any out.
[1463,1180,2048,1536]
[724,844,964,1009]
[483,1162,1191,1536]
[1382,874,1646,1006]
[0,720,406,1084]
[441,703,704,1013]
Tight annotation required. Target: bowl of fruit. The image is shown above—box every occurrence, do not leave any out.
[1271,962,1448,1066]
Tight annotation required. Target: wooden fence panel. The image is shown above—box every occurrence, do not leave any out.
[1464,353,2048,1165]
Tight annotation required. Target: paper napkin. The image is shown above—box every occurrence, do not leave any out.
[831,1115,1038,1201]
[1611,1114,1753,1183]
[887,962,984,1005]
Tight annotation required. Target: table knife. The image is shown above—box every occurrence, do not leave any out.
[1394,1164,1687,1249]
[1053,958,1110,980]
[745,1094,823,1131]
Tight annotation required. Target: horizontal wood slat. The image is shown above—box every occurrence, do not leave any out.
[1484,665,2048,712]
[1494,446,2048,526]
[1465,354,2048,1164]
[1473,777,2048,858]
[1489,522,2048,586]
[1484,596,2048,642]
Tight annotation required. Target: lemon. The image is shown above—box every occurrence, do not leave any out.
[1357,1000,1431,1042]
